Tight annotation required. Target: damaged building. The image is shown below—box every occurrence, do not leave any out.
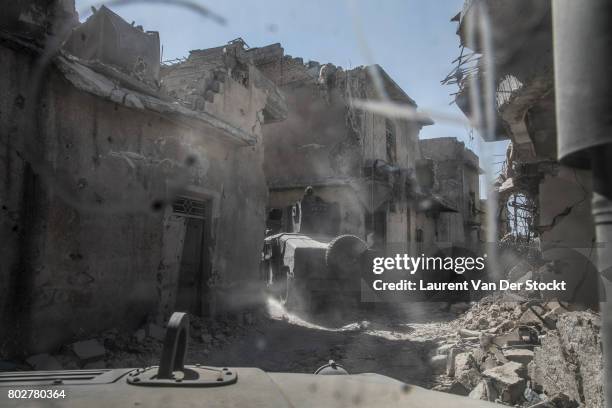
[417,137,483,252]
[444,0,602,311]
[0,4,286,355]
[175,40,482,256]
[444,0,594,252]
[440,1,605,406]
[230,42,434,255]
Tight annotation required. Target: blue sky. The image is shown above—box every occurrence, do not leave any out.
[75,0,508,192]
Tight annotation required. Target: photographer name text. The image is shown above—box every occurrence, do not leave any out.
[372,279,567,292]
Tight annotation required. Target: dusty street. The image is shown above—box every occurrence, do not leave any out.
[185,300,456,388]
[96,299,458,389]
[16,291,604,406]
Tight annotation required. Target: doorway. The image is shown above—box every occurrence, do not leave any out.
[173,196,211,316]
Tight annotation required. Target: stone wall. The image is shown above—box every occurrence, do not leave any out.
[0,38,269,355]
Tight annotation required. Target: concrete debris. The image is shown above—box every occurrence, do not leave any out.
[458,328,481,338]
[21,314,255,373]
[479,332,494,349]
[529,331,578,396]
[523,387,545,406]
[526,393,578,408]
[482,362,526,404]
[71,339,106,361]
[438,289,602,407]
[469,379,498,402]
[529,311,603,407]
[451,352,481,390]
[556,312,603,407]
[503,349,534,365]
[507,260,533,283]
[433,380,470,396]
[519,308,545,327]
[26,354,63,370]
[542,305,566,328]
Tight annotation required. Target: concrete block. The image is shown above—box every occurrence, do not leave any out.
[503,348,534,365]
[519,309,543,326]
[482,362,526,405]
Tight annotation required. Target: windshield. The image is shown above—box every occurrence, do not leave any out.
[0,1,609,407]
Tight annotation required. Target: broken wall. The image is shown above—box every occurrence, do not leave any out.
[0,39,269,354]
[538,165,594,253]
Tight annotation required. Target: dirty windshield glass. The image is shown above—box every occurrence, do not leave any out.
[1,1,611,407]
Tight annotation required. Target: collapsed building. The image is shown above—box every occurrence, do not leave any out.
[437,1,606,405]
[0,3,286,355]
[444,0,594,253]
[443,0,602,305]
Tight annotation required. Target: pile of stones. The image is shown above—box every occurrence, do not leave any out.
[431,294,602,407]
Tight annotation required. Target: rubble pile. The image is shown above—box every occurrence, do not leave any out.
[17,312,260,371]
[431,293,602,407]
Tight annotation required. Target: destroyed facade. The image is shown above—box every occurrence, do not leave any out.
[446,0,594,252]
[0,3,286,355]
[439,0,604,405]
[255,43,433,255]
[1,1,485,360]
[180,42,480,256]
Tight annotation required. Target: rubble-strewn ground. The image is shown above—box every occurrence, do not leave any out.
[5,278,603,408]
[436,294,602,407]
[8,300,456,387]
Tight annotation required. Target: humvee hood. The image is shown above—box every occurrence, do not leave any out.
[1,367,501,407]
